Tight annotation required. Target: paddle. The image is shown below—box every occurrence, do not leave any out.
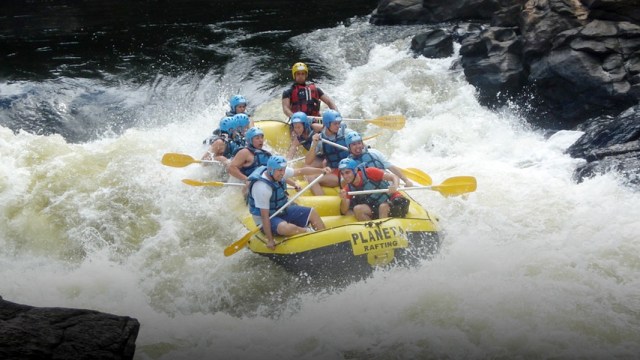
[161,153,220,167]
[181,179,243,187]
[223,173,326,257]
[310,114,406,130]
[320,138,348,151]
[163,152,302,169]
[319,138,433,186]
[182,179,295,189]
[348,176,477,197]
[289,156,305,163]
[363,133,381,141]
[399,168,432,186]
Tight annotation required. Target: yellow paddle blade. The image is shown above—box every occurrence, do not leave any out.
[366,115,406,130]
[181,179,225,187]
[224,227,260,257]
[400,168,433,186]
[405,167,433,186]
[431,176,477,196]
[162,153,200,167]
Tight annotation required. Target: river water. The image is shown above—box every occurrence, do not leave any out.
[1,2,639,359]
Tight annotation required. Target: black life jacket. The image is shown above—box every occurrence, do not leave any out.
[295,129,314,151]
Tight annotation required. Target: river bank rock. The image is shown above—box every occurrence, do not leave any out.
[0,296,139,360]
[371,0,640,187]
[410,29,454,58]
[567,105,640,185]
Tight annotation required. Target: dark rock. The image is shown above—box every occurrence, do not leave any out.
[567,105,640,158]
[0,296,139,360]
[573,149,640,185]
[459,27,526,105]
[370,0,428,25]
[583,0,640,23]
[528,20,640,127]
[421,0,503,22]
[567,105,640,185]
[520,0,587,63]
[411,29,454,58]
[370,0,522,25]
[451,22,486,42]
[492,3,524,27]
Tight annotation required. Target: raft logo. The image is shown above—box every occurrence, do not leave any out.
[349,226,408,255]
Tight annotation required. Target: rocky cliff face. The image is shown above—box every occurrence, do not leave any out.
[371,0,640,187]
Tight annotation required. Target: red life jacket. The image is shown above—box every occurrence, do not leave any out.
[289,83,321,116]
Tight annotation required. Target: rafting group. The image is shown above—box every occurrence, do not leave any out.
[162,62,476,266]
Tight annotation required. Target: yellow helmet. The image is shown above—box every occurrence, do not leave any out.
[291,62,308,79]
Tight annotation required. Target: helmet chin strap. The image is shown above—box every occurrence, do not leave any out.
[352,170,362,186]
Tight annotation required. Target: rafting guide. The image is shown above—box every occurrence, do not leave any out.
[282,62,338,117]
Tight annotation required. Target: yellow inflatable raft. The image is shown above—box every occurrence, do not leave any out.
[241,194,440,278]
[239,120,441,278]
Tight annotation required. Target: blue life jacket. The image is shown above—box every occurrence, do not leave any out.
[247,166,289,216]
[320,125,349,168]
[203,132,238,159]
[350,149,386,170]
[347,165,391,209]
[240,147,272,177]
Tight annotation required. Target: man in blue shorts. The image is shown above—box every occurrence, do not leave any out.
[247,155,330,250]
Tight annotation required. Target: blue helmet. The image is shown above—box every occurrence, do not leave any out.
[229,95,247,112]
[219,116,235,134]
[233,113,250,129]
[345,132,362,147]
[244,127,264,145]
[290,111,309,125]
[267,155,287,176]
[322,109,342,128]
[338,158,359,173]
